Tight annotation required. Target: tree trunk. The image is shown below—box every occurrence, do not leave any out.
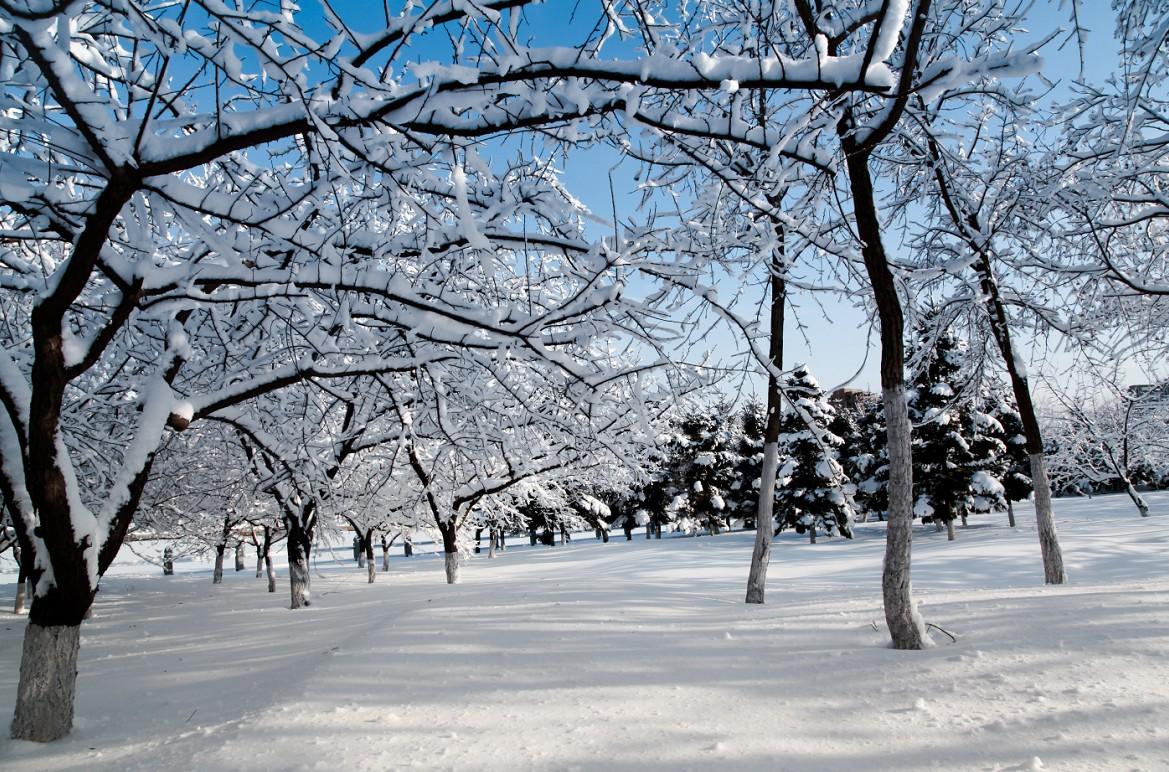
[10,623,81,742]
[946,520,955,541]
[1007,499,1016,528]
[844,144,931,650]
[265,554,277,593]
[809,525,816,545]
[255,552,264,578]
[14,547,28,614]
[440,525,460,584]
[881,383,931,649]
[1122,480,1150,517]
[287,524,312,609]
[924,93,1066,586]
[364,532,376,584]
[488,528,497,559]
[1028,453,1066,583]
[213,544,225,584]
[382,542,390,573]
[234,543,245,571]
[960,514,968,528]
[934,519,943,532]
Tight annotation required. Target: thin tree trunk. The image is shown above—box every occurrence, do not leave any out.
[946,520,955,541]
[1122,480,1150,517]
[844,145,931,650]
[960,514,968,528]
[14,576,26,615]
[926,127,1066,585]
[488,527,497,559]
[382,541,390,573]
[364,530,375,583]
[13,545,27,614]
[265,555,277,593]
[234,543,245,571]
[1007,499,1016,528]
[10,623,81,742]
[810,525,816,545]
[255,552,264,578]
[213,545,226,584]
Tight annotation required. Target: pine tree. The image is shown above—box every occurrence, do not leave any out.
[991,397,1033,527]
[850,396,889,522]
[775,366,855,543]
[908,327,975,540]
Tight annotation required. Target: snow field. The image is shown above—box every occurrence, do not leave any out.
[1,492,1167,770]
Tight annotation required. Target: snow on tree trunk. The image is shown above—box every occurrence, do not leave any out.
[10,623,81,742]
[488,528,497,559]
[365,536,375,583]
[882,385,932,650]
[1124,481,1150,517]
[1007,499,1016,528]
[287,528,312,608]
[444,552,461,584]
[844,142,931,650]
[235,544,245,571]
[441,525,460,584]
[746,442,780,604]
[213,545,226,584]
[1028,453,1067,584]
[265,555,277,594]
[946,520,955,541]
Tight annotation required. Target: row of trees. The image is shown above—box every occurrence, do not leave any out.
[2,0,1167,743]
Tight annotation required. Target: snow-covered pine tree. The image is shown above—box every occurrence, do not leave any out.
[987,394,1032,527]
[964,399,1009,525]
[908,327,975,541]
[775,366,855,544]
[849,397,890,522]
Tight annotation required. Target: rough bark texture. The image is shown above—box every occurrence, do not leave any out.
[213,546,225,584]
[265,555,277,594]
[745,442,782,604]
[382,545,390,573]
[366,557,376,583]
[255,553,264,578]
[235,544,245,571]
[843,141,931,650]
[882,385,932,649]
[10,623,81,742]
[287,528,312,608]
[1028,453,1067,584]
[440,525,460,584]
[444,552,461,585]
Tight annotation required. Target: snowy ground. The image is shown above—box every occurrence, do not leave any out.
[1,493,1167,771]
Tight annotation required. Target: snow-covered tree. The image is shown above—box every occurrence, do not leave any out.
[774,366,855,543]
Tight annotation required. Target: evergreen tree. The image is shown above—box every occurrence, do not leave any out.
[908,327,976,539]
[775,366,855,543]
[991,397,1033,527]
[850,396,890,522]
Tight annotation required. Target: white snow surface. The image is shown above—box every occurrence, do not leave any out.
[2,492,1168,770]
